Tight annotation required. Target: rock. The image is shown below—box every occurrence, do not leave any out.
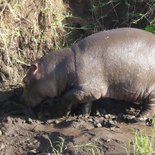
[54,120,61,124]
[0,143,5,150]
[5,116,12,124]
[27,149,37,154]
[26,118,33,124]
[0,130,2,136]
[95,123,102,128]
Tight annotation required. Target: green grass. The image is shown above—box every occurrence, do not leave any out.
[43,135,102,155]
[89,0,155,31]
[43,135,65,155]
[126,118,155,155]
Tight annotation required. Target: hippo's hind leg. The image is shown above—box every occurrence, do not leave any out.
[147,91,155,117]
[60,89,93,116]
[139,91,155,119]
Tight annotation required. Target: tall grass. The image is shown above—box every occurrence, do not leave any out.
[0,0,71,85]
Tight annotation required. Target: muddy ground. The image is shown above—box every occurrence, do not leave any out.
[0,87,154,155]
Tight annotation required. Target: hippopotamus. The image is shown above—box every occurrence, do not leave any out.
[22,28,155,117]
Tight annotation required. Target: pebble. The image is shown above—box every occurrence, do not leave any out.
[5,116,12,124]
[14,118,19,123]
[84,114,89,119]
[109,120,115,125]
[0,143,5,150]
[104,114,111,119]
[46,120,54,124]
[22,120,26,123]
[95,123,102,128]
[77,115,83,119]
[88,118,93,122]
[92,117,99,122]
[146,118,153,126]
[26,118,33,124]
[120,114,137,123]
[0,130,2,136]
[33,140,39,144]
[96,111,101,116]
[54,120,60,124]
[27,149,37,154]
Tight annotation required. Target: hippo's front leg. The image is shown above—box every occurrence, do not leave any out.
[76,102,93,116]
[60,89,93,116]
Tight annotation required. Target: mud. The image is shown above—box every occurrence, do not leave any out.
[0,87,154,155]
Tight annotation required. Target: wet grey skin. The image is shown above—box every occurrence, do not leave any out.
[22,28,155,117]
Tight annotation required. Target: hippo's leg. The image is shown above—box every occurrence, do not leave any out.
[80,102,92,115]
[139,91,155,119]
[74,102,92,116]
[60,89,93,116]
[147,91,155,117]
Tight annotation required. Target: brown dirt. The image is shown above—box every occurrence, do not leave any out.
[0,115,148,155]
[0,88,154,155]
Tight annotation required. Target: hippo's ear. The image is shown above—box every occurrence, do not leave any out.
[32,63,42,80]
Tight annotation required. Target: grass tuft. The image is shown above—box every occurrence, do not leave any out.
[126,118,155,155]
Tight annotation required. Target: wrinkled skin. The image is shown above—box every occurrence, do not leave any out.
[22,28,155,117]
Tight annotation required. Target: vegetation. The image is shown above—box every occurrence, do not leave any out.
[0,0,71,85]
[126,119,155,155]
[44,135,102,155]
[73,143,102,155]
[43,135,65,154]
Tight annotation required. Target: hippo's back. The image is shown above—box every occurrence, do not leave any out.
[72,28,155,101]
[73,28,155,58]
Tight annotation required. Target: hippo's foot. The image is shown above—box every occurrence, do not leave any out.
[137,104,155,122]
[61,89,93,116]
[136,91,155,121]
[72,102,92,116]
[24,107,37,118]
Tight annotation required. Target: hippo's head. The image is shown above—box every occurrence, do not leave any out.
[21,58,58,107]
